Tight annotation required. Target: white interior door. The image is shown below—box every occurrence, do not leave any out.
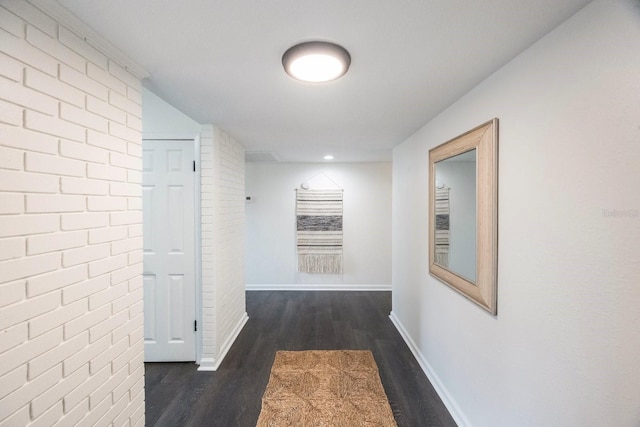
[143,140,196,362]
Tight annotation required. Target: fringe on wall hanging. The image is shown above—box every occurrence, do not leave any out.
[296,189,343,274]
[434,187,450,268]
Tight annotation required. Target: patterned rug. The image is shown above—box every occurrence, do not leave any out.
[256,350,397,427]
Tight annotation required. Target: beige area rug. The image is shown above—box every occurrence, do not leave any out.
[256,350,397,427]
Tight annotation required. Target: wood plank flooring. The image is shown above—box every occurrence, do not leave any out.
[145,291,457,427]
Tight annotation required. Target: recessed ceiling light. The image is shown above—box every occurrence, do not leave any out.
[282,41,351,83]
[324,155,334,160]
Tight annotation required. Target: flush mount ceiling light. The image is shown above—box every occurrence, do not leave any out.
[323,154,334,160]
[282,41,351,83]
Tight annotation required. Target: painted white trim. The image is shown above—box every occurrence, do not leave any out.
[197,312,249,371]
[214,312,249,370]
[389,311,470,427]
[193,135,202,365]
[197,357,216,371]
[29,0,149,79]
[246,284,392,291]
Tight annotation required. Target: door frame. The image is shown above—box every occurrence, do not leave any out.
[142,133,202,365]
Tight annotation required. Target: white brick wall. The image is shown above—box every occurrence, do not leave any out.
[199,125,247,370]
[0,2,144,426]
[212,127,247,359]
[199,126,215,362]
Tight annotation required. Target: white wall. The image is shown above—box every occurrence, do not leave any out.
[0,2,144,425]
[391,1,640,426]
[141,87,201,137]
[246,162,392,289]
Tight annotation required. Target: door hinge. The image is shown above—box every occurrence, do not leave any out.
[194,320,197,332]
[193,160,196,172]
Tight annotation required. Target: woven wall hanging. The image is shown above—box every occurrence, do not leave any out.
[296,189,343,274]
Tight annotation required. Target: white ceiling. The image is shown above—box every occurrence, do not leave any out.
[56,0,591,162]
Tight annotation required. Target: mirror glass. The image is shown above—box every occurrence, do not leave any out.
[434,149,477,282]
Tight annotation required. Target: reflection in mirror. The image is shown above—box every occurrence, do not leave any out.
[434,149,477,282]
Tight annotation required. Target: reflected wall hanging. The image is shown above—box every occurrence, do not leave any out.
[296,189,343,274]
[434,187,450,268]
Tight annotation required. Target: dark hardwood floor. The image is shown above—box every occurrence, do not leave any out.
[145,291,457,427]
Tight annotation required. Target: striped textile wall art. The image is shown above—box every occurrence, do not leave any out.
[296,189,343,274]
[434,187,450,268]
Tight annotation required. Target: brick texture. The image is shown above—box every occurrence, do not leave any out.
[0,3,144,426]
[200,125,246,366]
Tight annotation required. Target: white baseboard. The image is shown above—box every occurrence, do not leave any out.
[197,312,249,371]
[245,284,392,291]
[389,311,470,427]
[197,357,216,371]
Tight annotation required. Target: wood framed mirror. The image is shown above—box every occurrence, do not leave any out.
[428,119,498,314]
